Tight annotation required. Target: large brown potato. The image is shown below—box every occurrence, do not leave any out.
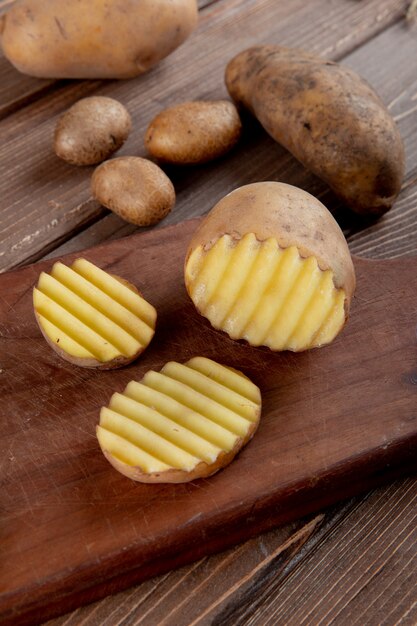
[185,182,356,352]
[225,46,405,217]
[0,0,198,79]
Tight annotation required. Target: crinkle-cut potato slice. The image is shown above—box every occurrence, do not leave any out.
[33,258,156,369]
[184,182,355,352]
[97,357,262,483]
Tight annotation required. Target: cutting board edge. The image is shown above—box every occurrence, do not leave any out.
[2,432,416,626]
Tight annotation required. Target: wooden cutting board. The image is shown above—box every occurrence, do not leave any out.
[1,217,416,625]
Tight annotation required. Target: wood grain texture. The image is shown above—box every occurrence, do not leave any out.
[45,479,416,626]
[235,478,417,626]
[1,1,417,625]
[1,217,416,625]
[0,0,411,272]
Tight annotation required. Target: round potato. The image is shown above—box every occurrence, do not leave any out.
[91,156,175,226]
[185,182,356,352]
[54,97,132,166]
[33,258,157,369]
[225,45,405,217]
[145,100,242,164]
[97,356,262,483]
[0,0,198,79]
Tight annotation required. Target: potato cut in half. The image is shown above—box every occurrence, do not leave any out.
[33,258,156,369]
[185,182,356,352]
[97,357,261,483]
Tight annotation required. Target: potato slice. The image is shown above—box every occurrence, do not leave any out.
[185,182,355,351]
[33,258,156,368]
[97,357,262,482]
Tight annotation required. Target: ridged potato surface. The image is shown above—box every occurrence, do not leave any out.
[185,182,355,351]
[225,45,405,216]
[0,0,198,79]
[33,258,156,369]
[97,357,262,483]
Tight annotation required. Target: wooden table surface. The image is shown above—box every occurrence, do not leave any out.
[1,1,416,624]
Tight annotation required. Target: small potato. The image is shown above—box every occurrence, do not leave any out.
[225,45,405,217]
[185,182,356,352]
[54,97,132,166]
[0,0,198,79]
[145,101,242,164]
[92,156,175,226]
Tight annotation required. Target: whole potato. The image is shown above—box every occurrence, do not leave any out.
[225,46,405,217]
[145,101,242,164]
[54,97,131,166]
[92,156,175,226]
[185,182,355,352]
[0,0,198,79]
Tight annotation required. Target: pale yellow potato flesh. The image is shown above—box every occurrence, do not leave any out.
[97,357,262,482]
[185,234,346,351]
[33,258,156,366]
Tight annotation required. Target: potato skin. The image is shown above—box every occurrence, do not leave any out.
[54,97,131,166]
[145,101,242,165]
[0,0,198,79]
[91,156,175,226]
[225,46,405,216]
[185,181,356,310]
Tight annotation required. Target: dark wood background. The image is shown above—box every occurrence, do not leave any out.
[1,0,416,624]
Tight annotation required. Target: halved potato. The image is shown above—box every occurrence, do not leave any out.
[185,182,355,351]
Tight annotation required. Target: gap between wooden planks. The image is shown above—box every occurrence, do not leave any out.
[0,0,412,272]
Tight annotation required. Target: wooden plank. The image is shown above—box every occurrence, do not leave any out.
[0,0,411,272]
[45,514,326,626]
[45,480,416,626]
[235,479,417,626]
[1,216,416,625]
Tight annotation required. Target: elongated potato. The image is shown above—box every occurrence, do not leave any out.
[185,182,355,352]
[0,0,198,79]
[225,46,405,217]
[97,356,262,483]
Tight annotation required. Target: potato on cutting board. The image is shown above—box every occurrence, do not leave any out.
[33,258,156,369]
[185,182,356,352]
[97,356,262,483]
